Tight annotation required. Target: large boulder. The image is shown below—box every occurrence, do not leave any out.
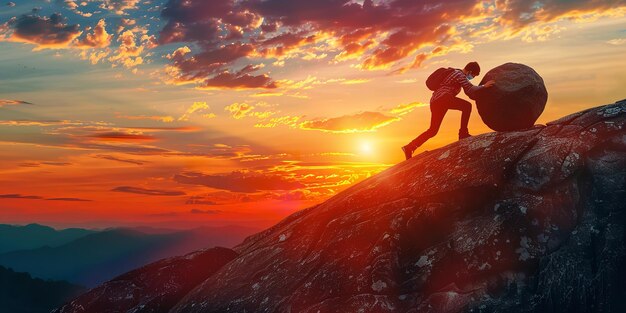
[476,63,548,131]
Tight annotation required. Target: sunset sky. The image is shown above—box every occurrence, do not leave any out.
[0,0,625,230]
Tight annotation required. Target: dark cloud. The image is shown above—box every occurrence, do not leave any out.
[18,162,40,167]
[201,71,277,89]
[495,0,626,28]
[159,1,276,89]
[173,170,305,193]
[0,194,42,199]
[165,42,277,89]
[18,161,71,167]
[190,209,222,215]
[45,197,92,202]
[159,1,233,44]
[0,122,179,156]
[112,186,186,196]
[42,161,72,166]
[92,154,147,165]
[185,195,218,205]
[8,13,81,48]
[0,194,89,201]
[157,0,624,80]
[184,188,334,206]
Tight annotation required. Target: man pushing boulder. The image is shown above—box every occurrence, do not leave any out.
[402,62,495,160]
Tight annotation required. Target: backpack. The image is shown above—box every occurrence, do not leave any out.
[425,67,455,91]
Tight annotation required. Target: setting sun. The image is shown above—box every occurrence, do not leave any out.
[359,140,374,155]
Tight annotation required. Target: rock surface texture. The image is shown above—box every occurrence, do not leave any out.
[51,247,238,313]
[56,100,626,313]
[476,63,548,131]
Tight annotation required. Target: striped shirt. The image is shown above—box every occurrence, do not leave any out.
[431,68,482,103]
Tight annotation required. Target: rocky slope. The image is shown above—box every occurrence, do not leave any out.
[55,99,626,313]
[51,247,237,313]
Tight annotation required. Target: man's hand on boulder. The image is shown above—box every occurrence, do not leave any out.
[483,80,496,88]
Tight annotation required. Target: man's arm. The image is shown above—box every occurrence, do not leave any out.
[455,71,482,100]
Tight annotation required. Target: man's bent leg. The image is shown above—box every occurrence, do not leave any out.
[448,97,472,138]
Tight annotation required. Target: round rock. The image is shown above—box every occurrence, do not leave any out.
[476,63,548,131]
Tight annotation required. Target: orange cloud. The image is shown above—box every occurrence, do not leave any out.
[389,102,429,116]
[76,19,112,48]
[108,30,144,68]
[299,112,400,133]
[174,170,305,193]
[0,119,85,126]
[225,103,255,119]
[390,53,430,75]
[0,99,33,107]
[254,116,302,128]
[18,161,72,167]
[114,113,175,123]
[83,132,157,142]
[178,102,215,121]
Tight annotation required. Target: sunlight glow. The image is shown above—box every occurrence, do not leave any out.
[359,140,374,155]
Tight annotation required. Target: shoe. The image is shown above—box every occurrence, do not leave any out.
[401,145,413,160]
[458,128,472,140]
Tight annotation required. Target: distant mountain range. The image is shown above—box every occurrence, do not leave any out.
[0,223,95,254]
[0,224,261,287]
[52,247,238,313]
[0,265,85,313]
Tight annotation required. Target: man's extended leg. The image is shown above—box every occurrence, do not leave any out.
[403,101,447,159]
[447,97,472,139]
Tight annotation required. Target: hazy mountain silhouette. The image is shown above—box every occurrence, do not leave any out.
[0,223,95,254]
[0,225,260,287]
[52,247,237,313]
[0,265,85,313]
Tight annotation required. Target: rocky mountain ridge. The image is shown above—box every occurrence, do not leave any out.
[55,99,626,313]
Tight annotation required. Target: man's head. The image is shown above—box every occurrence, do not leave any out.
[464,62,480,80]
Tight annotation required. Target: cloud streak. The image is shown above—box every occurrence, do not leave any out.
[92,154,148,165]
[299,112,400,133]
[0,99,33,107]
[173,170,305,193]
[111,186,186,196]
[0,194,91,201]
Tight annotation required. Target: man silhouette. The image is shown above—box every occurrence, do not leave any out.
[402,61,495,160]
